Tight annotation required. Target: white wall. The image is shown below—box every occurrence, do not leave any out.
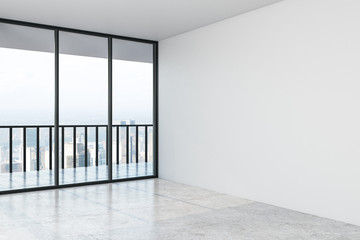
[159,0,360,226]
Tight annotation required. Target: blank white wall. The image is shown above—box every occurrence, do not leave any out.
[159,0,360,226]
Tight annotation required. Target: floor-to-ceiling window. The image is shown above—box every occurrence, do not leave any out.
[59,31,109,185]
[112,39,154,179]
[0,19,157,193]
[0,23,55,191]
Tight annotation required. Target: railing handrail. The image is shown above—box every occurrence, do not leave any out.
[0,124,153,128]
[0,123,153,173]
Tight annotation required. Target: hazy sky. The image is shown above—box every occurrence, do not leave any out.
[0,47,153,125]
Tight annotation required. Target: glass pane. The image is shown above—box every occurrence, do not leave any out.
[0,23,54,190]
[59,31,108,184]
[112,39,154,179]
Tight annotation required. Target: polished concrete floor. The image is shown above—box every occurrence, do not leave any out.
[0,162,153,191]
[0,179,359,240]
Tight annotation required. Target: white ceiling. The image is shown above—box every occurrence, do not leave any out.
[0,0,282,41]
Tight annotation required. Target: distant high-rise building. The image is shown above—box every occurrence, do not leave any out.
[120,120,135,125]
[26,129,37,148]
[0,146,3,164]
[98,145,106,165]
[119,120,136,164]
[149,128,153,162]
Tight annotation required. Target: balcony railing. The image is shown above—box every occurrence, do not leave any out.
[0,124,153,174]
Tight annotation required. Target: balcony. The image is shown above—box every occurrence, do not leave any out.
[0,124,154,191]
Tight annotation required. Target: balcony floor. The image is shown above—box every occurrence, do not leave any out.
[0,162,153,191]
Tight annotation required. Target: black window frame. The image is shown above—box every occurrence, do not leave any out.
[0,18,158,194]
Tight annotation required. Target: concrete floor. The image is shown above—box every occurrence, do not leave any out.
[0,179,359,240]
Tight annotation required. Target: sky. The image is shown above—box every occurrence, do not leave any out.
[0,47,153,126]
